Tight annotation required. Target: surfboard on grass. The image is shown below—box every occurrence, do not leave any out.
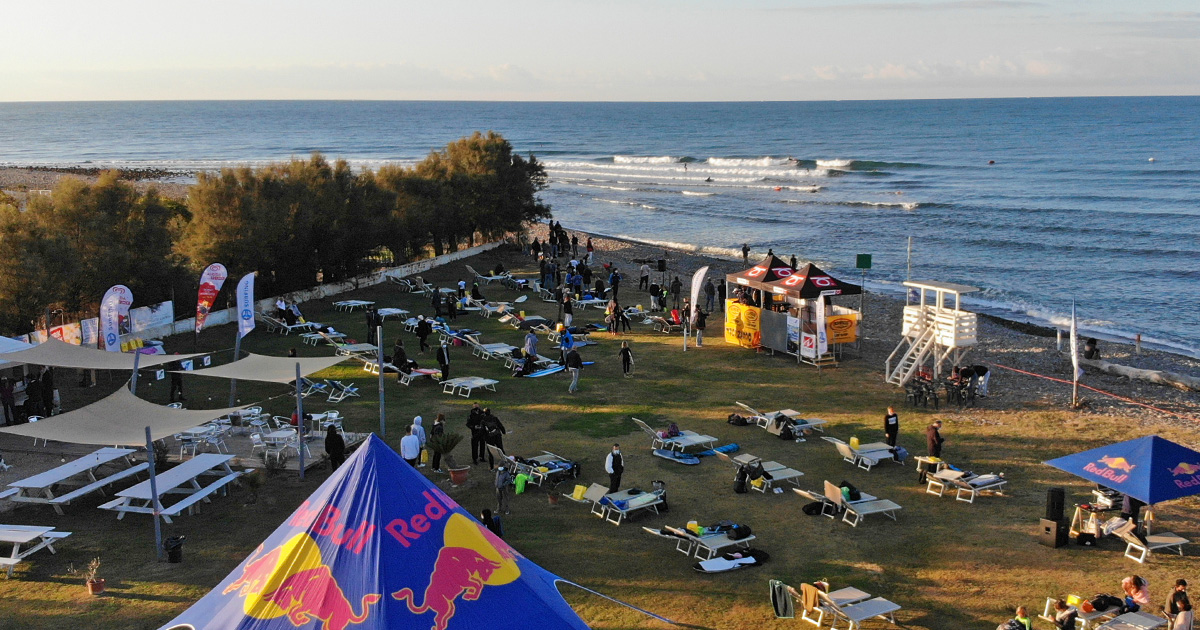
[653,449,700,465]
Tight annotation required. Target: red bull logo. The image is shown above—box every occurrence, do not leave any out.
[1170,461,1200,490]
[392,513,520,630]
[1083,456,1136,483]
[224,533,380,630]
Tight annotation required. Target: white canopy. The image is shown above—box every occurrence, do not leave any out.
[0,337,203,370]
[177,353,348,384]
[0,336,33,367]
[0,387,249,446]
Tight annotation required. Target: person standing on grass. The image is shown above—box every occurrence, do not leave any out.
[0,378,14,426]
[559,328,574,364]
[416,316,432,354]
[619,341,634,377]
[483,408,507,466]
[926,420,945,457]
[467,403,487,465]
[717,279,726,311]
[609,268,622,299]
[694,309,707,347]
[325,425,346,470]
[411,416,428,467]
[524,329,538,359]
[494,465,513,515]
[429,414,446,472]
[400,426,420,467]
[566,348,583,393]
[884,407,900,447]
[458,279,466,299]
[605,444,623,494]
[436,340,451,382]
[430,291,443,319]
[562,294,574,328]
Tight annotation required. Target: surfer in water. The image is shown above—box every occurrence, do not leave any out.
[704,177,713,182]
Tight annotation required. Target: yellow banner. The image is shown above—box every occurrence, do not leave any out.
[826,314,857,343]
[724,300,761,348]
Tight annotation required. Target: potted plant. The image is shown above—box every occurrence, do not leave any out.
[82,557,104,595]
[428,432,469,485]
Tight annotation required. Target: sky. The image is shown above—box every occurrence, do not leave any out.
[1,0,1197,101]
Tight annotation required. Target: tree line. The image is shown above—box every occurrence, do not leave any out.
[0,132,549,334]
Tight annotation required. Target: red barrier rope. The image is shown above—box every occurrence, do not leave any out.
[991,363,1198,421]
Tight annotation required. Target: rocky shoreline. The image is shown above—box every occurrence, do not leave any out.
[528,223,1200,425]
[0,167,192,201]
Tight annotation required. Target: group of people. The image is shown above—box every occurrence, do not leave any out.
[1,368,58,426]
[274,298,305,327]
[1018,577,1191,630]
[530,220,592,264]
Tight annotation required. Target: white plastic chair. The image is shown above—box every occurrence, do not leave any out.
[27,416,46,447]
[249,433,267,456]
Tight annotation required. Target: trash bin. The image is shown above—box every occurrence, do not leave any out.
[164,536,186,563]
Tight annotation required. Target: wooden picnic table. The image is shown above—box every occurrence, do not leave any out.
[99,453,240,523]
[3,447,147,516]
[0,525,71,578]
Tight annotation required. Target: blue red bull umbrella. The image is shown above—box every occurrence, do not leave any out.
[1044,435,1200,504]
[159,434,636,630]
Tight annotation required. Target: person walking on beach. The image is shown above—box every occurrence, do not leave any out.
[884,407,899,447]
[605,444,624,494]
[926,420,945,457]
[619,341,634,377]
[566,348,583,393]
[639,263,650,291]
[703,279,716,312]
[586,238,594,264]
[742,243,750,265]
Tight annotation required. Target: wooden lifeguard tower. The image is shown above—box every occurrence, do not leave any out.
[885,280,979,385]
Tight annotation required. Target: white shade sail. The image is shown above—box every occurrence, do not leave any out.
[0,337,204,370]
[177,353,349,383]
[0,387,249,446]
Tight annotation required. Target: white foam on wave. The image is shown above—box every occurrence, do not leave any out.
[816,159,853,168]
[780,199,918,210]
[682,191,717,196]
[613,155,677,164]
[545,162,830,181]
[707,157,782,167]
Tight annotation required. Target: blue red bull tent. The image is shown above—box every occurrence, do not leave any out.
[1044,435,1200,504]
[160,434,666,630]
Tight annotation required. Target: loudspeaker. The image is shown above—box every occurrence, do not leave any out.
[657,259,667,272]
[1045,487,1065,522]
[1038,518,1068,548]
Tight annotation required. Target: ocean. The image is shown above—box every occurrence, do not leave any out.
[2,98,1198,357]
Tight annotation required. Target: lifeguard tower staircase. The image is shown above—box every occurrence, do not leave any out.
[885,280,979,386]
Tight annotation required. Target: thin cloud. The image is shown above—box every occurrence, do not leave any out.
[776,0,1041,12]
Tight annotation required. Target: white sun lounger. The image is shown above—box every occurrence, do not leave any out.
[735,402,827,434]
[824,480,900,527]
[816,589,902,630]
[751,461,804,492]
[1112,520,1190,563]
[826,437,896,471]
[398,368,442,386]
[790,582,874,627]
[926,469,1008,503]
[652,525,756,560]
[593,489,664,526]
[441,377,499,398]
[631,418,716,452]
[467,264,511,285]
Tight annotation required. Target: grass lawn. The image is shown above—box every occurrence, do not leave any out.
[0,248,1196,630]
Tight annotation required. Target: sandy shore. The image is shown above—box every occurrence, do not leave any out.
[528,223,1200,425]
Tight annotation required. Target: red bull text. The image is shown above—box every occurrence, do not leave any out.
[1083,456,1136,483]
[1170,461,1200,489]
[384,490,454,548]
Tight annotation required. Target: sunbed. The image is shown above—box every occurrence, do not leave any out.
[925,469,1007,503]
[650,316,682,334]
[814,588,902,630]
[734,401,827,434]
[594,488,665,526]
[440,377,499,398]
[332,300,374,311]
[825,437,897,471]
[257,313,317,335]
[325,380,361,403]
[466,264,511,285]
[468,339,519,360]
[1039,595,1116,630]
[387,275,416,292]
[652,525,756,560]
[785,582,874,627]
[750,461,804,492]
[823,480,901,527]
[1112,519,1189,563]
[397,368,442,386]
[489,446,577,488]
[631,418,717,452]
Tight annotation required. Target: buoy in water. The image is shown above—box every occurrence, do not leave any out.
[774,186,782,192]
[1148,157,1156,162]
[988,160,995,165]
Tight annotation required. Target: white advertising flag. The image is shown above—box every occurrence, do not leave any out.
[689,265,709,324]
[236,272,256,338]
[100,285,133,352]
[815,295,829,356]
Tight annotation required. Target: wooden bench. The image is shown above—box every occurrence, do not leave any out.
[0,489,19,500]
[160,472,242,518]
